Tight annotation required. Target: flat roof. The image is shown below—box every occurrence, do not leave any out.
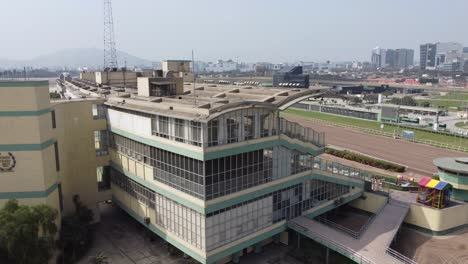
[106,84,328,120]
[434,157,468,173]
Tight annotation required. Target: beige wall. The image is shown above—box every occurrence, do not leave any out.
[349,192,388,214]
[0,83,50,111]
[163,61,191,73]
[404,203,468,232]
[54,100,109,221]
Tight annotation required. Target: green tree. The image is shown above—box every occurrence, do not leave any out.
[0,199,58,264]
[58,195,94,264]
[382,91,393,98]
[349,97,362,105]
[420,101,431,107]
[400,96,417,106]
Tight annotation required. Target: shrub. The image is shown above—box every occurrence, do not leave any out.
[325,148,405,173]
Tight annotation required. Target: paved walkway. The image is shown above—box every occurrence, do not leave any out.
[289,202,409,264]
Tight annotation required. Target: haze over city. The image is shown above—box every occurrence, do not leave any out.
[1,1,468,264]
[2,0,468,62]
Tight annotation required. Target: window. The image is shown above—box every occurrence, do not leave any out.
[97,166,111,191]
[243,114,255,140]
[54,142,60,171]
[157,116,169,138]
[226,118,239,144]
[94,130,109,156]
[208,120,219,146]
[51,110,56,129]
[174,119,185,142]
[92,104,107,120]
[58,183,63,212]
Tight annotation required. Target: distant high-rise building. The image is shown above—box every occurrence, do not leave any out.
[420,42,463,70]
[372,47,414,69]
[371,47,386,68]
[420,43,437,70]
[395,49,414,69]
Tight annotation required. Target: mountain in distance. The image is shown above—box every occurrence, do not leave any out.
[0,48,154,69]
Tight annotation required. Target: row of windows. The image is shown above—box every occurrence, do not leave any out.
[111,169,206,249]
[112,166,352,251]
[110,133,315,200]
[207,108,279,147]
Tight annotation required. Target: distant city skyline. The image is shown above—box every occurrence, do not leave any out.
[1,0,468,63]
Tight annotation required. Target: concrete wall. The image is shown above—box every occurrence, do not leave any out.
[54,100,109,221]
[163,61,191,73]
[349,192,388,214]
[404,202,468,234]
[80,72,96,83]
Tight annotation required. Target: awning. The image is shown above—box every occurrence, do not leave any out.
[434,181,450,191]
[426,179,440,189]
[418,177,432,187]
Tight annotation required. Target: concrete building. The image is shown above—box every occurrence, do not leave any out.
[420,43,437,70]
[0,80,111,221]
[371,47,386,68]
[205,60,238,73]
[162,60,195,82]
[434,157,468,201]
[272,66,310,88]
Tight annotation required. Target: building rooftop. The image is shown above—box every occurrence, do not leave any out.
[434,157,468,173]
[105,84,328,120]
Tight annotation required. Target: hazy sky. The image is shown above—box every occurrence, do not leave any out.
[1,0,468,62]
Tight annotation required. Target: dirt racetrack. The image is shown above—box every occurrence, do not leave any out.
[285,116,466,176]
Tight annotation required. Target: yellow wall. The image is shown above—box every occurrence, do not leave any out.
[54,100,109,222]
[404,203,468,232]
[0,149,56,193]
[349,192,388,214]
[0,83,49,111]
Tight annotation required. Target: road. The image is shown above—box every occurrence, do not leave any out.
[285,116,466,176]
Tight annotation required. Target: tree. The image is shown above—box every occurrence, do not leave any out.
[363,94,379,104]
[0,199,58,264]
[420,101,431,107]
[389,96,417,106]
[382,91,393,98]
[400,96,417,106]
[349,97,362,105]
[58,195,94,264]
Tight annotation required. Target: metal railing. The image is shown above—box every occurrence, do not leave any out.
[315,199,387,239]
[386,248,418,264]
[313,157,373,181]
[279,117,325,147]
[282,112,468,153]
[289,221,377,264]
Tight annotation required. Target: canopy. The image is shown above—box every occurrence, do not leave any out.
[418,176,451,190]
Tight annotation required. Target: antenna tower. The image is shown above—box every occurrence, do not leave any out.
[103,0,118,69]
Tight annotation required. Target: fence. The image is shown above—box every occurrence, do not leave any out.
[313,157,374,182]
[279,117,325,147]
[283,112,468,153]
[289,221,377,264]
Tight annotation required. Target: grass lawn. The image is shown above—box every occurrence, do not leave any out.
[436,93,468,100]
[455,121,468,129]
[284,108,468,148]
[416,99,467,109]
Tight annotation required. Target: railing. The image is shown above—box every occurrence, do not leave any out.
[315,199,387,239]
[386,248,418,264]
[313,157,374,181]
[289,221,377,264]
[282,112,468,153]
[280,117,326,147]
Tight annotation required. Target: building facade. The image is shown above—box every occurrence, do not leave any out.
[0,80,111,221]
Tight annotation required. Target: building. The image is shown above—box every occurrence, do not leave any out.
[420,42,463,71]
[162,60,195,82]
[0,80,111,221]
[395,48,414,68]
[272,66,310,88]
[434,157,468,201]
[420,43,437,70]
[205,60,238,73]
[372,47,414,69]
[371,47,386,68]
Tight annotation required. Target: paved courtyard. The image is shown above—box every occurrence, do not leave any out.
[78,202,198,264]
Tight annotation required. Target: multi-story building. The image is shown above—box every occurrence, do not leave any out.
[420,42,463,71]
[372,47,414,69]
[105,81,371,263]
[0,80,111,221]
[420,43,437,70]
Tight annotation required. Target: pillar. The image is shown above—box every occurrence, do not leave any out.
[232,251,241,264]
[254,243,263,254]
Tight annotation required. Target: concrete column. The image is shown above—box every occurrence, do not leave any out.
[218,117,225,145]
[325,247,330,264]
[254,243,263,254]
[254,111,261,139]
[232,251,241,263]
